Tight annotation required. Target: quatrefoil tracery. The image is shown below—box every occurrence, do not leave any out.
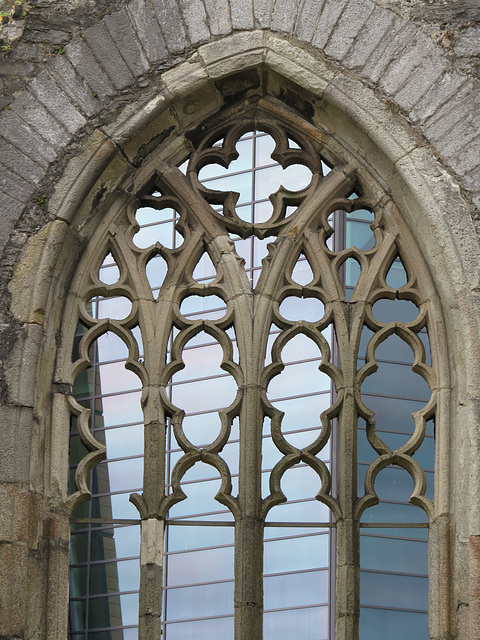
[67,116,435,527]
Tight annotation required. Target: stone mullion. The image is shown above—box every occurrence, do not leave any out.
[334,324,360,640]
[234,383,264,640]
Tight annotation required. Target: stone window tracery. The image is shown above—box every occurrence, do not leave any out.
[64,107,437,640]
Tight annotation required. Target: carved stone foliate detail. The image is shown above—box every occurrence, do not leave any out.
[65,112,436,636]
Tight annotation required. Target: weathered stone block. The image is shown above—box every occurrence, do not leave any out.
[312,0,346,50]
[264,34,334,96]
[49,130,117,225]
[83,21,135,90]
[342,6,395,69]
[178,0,210,45]
[458,165,480,192]
[253,0,274,29]
[65,39,116,100]
[104,9,150,77]
[203,0,232,35]
[10,91,70,149]
[324,0,375,61]
[0,111,56,169]
[380,35,434,96]
[424,83,479,142]
[0,165,35,204]
[360,19,416,83]
[410,72,467,124]
[5,322,44,408]
[151,0,187,54]
[199,30,264,80]
[29,71,87,135]
[0,192,24,252]
[127,0,169,63]
[449,136,480,177]
[47,55,102,118]
[272,0,299,33]
[393,55,448,112]
[230,0,255,30]
[0,140,44,185]
[294,0,323,42]
[454,26,480,57]
[162,61,209,98]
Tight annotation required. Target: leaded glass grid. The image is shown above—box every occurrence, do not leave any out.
[65,110,436,640]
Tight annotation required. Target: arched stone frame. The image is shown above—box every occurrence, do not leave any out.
[3,31,480,640]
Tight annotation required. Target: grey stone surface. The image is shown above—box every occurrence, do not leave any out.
[230,0,255,30]
[410,71,468,124]
[29,71,87,135]
[434,112,480,162]
[343,6,395,69]
[47,56,102,118]
[324,0,375,61]
[294,0,325,42]
[0,111,57,168]
[83,21,135,90]
[423,82,478,142]
[178,0,210,44]
[204,0,232,35]
[127,0,168,63]
[0,140,45,185]
[454,26,480,57]
[0,193,24,249]
[272,0,300,33]
[151,0,187,54]
[104,10,150,77]
[393,54,448,111]
[65,40,116,101]
[450,135,480,176]
[360,18,416,83]
[461,165,480,191]
[312,0,347,49]
[10,91,70,149]
[253,0,275,29]
[380,33,434,95]
[0,165,35,206]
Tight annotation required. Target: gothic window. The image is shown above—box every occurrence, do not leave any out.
[65,108,436,640]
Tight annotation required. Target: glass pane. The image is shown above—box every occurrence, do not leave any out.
[360,607,428,640]
[166,546,234,586]
[263,606,328,640]
[264,569,329,609]
[166,581,234,619]
[264,533,329,573]
[164,616,234,639]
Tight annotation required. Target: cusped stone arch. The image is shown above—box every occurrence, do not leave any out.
[3,32,479,640]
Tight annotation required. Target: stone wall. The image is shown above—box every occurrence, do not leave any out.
[0,1,479,638]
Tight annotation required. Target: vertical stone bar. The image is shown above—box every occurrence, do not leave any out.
[234,386,264,640]
[335,383,360,639]
[139,518,164,638]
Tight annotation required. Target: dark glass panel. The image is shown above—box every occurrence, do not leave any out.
[70,566,87,598]
[362,361,429,401]
[372,299,419,324]
[345,219,375,250]
[69,599,86,632]
[360,607,428,640]
[361,534,428,574]
[361,571,428,609]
